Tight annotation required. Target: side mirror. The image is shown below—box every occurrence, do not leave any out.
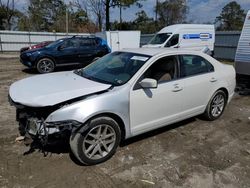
[139,78,157,89]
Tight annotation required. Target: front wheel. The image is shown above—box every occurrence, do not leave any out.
[203,90,227,121]
[70,117,121,165]
[36,58,55,74]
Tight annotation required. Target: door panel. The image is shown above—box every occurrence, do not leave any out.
[178,54,218,117]
[78,38,98,63]
[56,38,79,65]
[179,72,218,117]
[130,81,183,135]
[57,48,79,65]
[78,46,97,63]
[130,55,183,135]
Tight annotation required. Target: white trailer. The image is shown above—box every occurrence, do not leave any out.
[96,31,141,52]
[143,24,215,54]
[235,10,250,76]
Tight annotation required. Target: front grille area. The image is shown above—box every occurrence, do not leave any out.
[9,95,57,121]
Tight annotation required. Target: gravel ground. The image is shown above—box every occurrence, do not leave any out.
[0,57,250,188]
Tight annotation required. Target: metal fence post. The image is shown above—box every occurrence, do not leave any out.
[28,31,31,47]
[0,33,2,53]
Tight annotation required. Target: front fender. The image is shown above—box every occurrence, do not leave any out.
[45,86,132,138]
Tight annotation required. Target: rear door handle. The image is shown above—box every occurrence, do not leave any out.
[172,84,183,92]
[210,77,217,82]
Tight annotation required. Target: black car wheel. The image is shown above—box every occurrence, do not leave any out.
[36,58,55,74]
[70,117,121,165]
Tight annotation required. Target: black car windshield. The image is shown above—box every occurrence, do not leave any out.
[148,33,172,45]
[45,38,65,48]
[75,52,151,86]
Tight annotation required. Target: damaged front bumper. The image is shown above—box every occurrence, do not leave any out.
[9,96,81,144]
[27,118,80,136]
[9,95,82,145]
[25,118,81,144]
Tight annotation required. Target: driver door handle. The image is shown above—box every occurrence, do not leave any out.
[172,84,183,92]
[210,77,217,82]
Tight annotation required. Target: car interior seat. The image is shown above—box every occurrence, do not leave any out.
[153,59,175,82]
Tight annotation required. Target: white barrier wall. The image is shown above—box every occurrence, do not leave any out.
[0,30,90,52]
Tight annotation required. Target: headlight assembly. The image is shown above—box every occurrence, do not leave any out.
[45,120,81,129]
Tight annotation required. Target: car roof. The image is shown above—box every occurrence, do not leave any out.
[120,48,203,57]
[71,35,96,39]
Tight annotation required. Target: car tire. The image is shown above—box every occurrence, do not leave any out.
[203,90,227,121]
[36,58,55,74]
[70,117,121,165]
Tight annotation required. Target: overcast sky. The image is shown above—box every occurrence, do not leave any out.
[111,0,250,23]
[14,0,250,24]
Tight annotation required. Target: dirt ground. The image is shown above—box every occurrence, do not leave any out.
[0,56,250,188]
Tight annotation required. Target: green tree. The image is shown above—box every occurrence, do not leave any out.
[215,1,246,31]
[27,0,66,31]
[68,8,92,32]
[82,0,105,31]
[22,0,91,32]
[156,0,188,29]
[104,0,143,30]
[17,13,30,31]
[133,10,156,33]
[0,6,6,29]
[0,0,19,30]
[111,20,134,30]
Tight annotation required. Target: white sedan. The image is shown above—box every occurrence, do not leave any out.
[9,48,236,165]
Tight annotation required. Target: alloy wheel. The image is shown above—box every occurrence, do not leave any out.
[83,124,116,160]
[211,94,225,117]
[37,59,54,73]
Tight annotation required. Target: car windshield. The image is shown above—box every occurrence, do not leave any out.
[148,33,172,45]
[74,52,151,86]
[45,38,65,48]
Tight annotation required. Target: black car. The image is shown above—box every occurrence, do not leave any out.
[20,36,111,73]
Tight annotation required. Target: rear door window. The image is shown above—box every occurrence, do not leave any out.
[180,55,214,77]
[61,38,79,49]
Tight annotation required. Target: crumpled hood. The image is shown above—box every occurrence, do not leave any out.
[9,71,111,107]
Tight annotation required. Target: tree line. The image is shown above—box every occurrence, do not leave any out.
[0,0,247,33]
